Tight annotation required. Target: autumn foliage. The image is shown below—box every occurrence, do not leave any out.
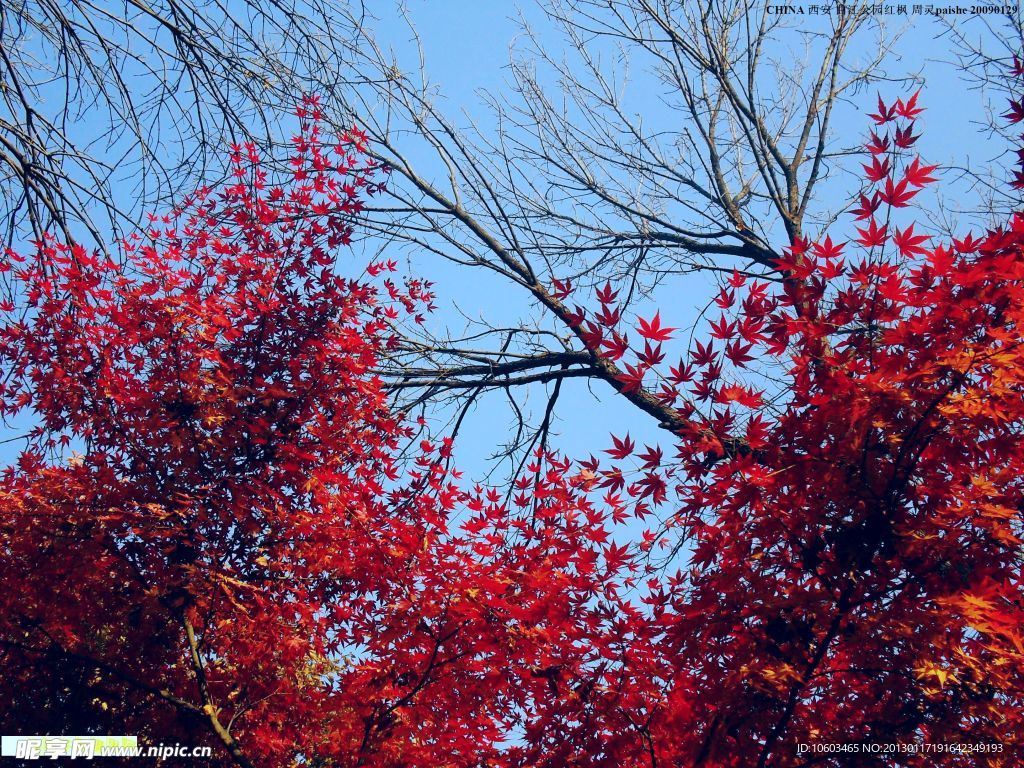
[1,79,1023,767]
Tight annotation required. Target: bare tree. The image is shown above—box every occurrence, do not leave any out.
[939,10,1024,224]
[314,0,913,468]
[0,0,369,253]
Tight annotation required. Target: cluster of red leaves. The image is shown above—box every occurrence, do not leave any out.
[0,102,661,767]
[2,78,1024,768]
[664,169,1024,766]
[550,87,1024,764]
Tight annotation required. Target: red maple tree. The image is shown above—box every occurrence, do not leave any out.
[0,75,1022,768]
[556,85,1024,765]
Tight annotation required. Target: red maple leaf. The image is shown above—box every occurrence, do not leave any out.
[865,131,891,155]
[895,89,924,120]
[602,331,630,361]
[881,176,918,208]
[868,94,897,124]
[894,123,920,148]
[902,157,939,188]
[811,235,845,260]
[605,433,636,459]
[596,280,619,304]
[850,192,882,221]
[862,156,890,183]
[892,223,930,257]
[636,312,676,342]
[855,218,888,248]
[1005,97,1024,124]
[551,276,573,299]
